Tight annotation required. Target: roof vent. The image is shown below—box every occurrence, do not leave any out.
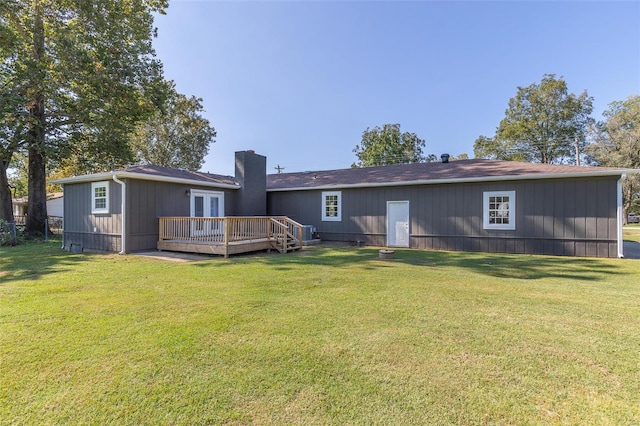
[441,153,450,163]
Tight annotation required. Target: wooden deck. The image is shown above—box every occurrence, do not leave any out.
[158,216,303,258]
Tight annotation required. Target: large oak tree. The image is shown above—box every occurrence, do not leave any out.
[474,75,593,164]
[1,0,167,235]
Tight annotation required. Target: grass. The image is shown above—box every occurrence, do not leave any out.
[1,241,639,425]
[624,224,640,243]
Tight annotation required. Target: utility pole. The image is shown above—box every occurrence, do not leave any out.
[274,164,285,174]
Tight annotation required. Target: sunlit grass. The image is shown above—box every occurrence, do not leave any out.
[1,241,639,424]
[624,225,640,243]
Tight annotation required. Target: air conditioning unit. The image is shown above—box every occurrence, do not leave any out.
[302,225,317,242]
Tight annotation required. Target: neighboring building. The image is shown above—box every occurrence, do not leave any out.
[46,192,65,217]
[53,151,634,258]
[11,192,65,219]
[11,197,27,218]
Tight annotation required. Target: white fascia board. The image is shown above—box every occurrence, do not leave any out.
[51,171,240,190]
[267,170,632,192]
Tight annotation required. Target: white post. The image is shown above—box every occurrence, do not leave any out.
[617,176,624,258]
[112,175,126,255]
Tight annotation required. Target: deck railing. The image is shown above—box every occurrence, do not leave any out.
[158,216,304,255]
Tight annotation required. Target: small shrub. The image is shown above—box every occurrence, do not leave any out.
[0,219,18,246]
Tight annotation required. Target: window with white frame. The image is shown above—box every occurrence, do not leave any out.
[483,191,515,230]
[322,191,342,221]
[91,181,110,214]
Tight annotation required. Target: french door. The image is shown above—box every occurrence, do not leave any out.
[191,190,224,236]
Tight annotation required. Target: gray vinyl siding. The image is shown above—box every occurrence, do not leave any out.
[63,180,122,252]
[267,176,619,258]
[125,180,236,252]
[62,179,237,253]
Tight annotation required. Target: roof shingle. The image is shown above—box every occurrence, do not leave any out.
[123,165,237,186]
[266,159,630,191]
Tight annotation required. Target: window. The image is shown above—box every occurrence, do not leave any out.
[322,191,341,221]
[91,181,109,214]
[483,191,515,230]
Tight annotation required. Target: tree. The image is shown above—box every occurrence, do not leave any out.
[352,123,426,167]
[0,8,26,223]
[131,82,216,171]
[474,74,594,164]
[451,153,469,161]
[7,153,28,196]
[0,92,23,223]
[1,0,168,236]
[587,95,640,219]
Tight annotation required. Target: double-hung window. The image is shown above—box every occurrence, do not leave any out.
[483,191,515,230]
[91,181,109,214]
[322,191,342,221]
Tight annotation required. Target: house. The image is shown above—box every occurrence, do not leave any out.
[53,150,634,258]
[46,192,64,218]
[11,197,27,218]
[267,158,632,258]
[12,192,64,223]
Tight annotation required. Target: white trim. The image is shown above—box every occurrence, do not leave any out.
[52,171,240,190]
[91,181,110,214]
[267,170,632,192]
[483,190,516,231]
[617,176,624,258]
[322,191,342,221]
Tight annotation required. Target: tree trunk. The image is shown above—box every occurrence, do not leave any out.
[25,144,47,236]
[25,0,48,237]
[0,158,15,223]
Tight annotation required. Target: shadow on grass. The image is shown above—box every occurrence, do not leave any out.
[194,244,627,282]
[394,249,624,281]
[0,238,88,284]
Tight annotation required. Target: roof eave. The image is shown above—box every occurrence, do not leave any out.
[51,171,240,190]
[267,170,630,192]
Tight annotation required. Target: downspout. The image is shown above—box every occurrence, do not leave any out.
[617,175,625,258]
[60,184,65,250]
[112,175,126,255]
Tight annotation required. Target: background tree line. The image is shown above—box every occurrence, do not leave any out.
[354,75,639,217]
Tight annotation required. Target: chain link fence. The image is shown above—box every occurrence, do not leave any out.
[1,216,63,245]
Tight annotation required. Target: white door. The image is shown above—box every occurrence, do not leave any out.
[191,191,224,236]
[387,201,410,247]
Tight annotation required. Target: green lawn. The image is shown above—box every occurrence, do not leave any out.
[624,225,640,243]
[1,241,639,425]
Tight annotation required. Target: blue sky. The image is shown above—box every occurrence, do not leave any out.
[153,1,640,176]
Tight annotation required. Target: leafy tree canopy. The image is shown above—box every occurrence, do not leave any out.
[0,0,169,233]
[131,82,216,171]
[474,74,594,164]
[587,95,640,216]
[352,123,426,167]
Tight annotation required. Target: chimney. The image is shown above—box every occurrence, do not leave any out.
[234,150,266,216]
[440,153,450,163]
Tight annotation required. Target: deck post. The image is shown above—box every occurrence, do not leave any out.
[223,217,229,258]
